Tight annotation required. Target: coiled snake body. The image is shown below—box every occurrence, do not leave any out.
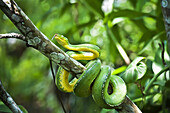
[54,34,127,108]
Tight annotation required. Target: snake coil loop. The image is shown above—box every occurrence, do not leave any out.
[54,34,127,108]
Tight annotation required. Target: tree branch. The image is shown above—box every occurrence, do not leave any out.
[0,33,25,41]
[0,80,23,113]
[0,0,142,112]
[116,96,142,113]
[161,0,170,54]
[0,0,85,77]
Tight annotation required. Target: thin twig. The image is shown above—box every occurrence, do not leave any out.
[0,33,26,41]
[159,42,167,66]
[49,60,67,113]
[49,60,56,84]
[0,80,23,113]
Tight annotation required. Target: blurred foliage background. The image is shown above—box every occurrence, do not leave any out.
[0,0,170,113]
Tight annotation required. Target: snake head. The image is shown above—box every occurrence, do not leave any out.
[54,34,69,46]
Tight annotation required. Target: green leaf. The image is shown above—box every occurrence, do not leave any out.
[0,102,12,113]
[138,31,165,55]
[80,0,104,18]
[111,24,121,42]
[152,93,162,104]
[65,19,97,36]
[136,0,148,11]
[0,101,27,113]
[104,9,156,23]
[18,105,28,113]
[58,3,73,18]
[112,66,127,75]
[131,19,150,33]
[153,80,166,87]
[120,57,147,83]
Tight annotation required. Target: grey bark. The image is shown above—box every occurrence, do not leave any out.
[0,80,23,113]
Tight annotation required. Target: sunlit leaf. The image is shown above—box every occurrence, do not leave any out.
[152,93,162,104]
[120,57,147,83]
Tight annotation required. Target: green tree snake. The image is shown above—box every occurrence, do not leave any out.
[54,34,127,108]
